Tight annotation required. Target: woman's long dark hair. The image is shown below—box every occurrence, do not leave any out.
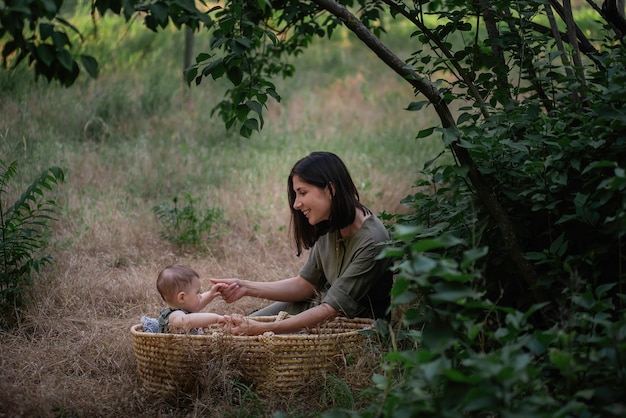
[288,151,370,256]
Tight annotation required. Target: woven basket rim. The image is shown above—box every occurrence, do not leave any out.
[131,316,374,340]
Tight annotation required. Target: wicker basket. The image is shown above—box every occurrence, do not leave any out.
[131,315,375,397]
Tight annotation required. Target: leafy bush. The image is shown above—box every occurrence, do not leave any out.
[0,160,64,329]
[325,3,626,417]
[463,54,625,316]
[324,223,625,417]
[152,192,224,249]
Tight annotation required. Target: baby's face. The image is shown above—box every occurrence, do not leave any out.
[180,277,203,312]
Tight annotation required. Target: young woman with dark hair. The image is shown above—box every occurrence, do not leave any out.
[211,151,393,335]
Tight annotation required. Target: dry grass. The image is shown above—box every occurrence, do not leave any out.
[0,26,441,417]
[0,137,419,415]
[0,202,385,416]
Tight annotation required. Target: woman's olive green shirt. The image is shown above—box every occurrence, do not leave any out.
[299,215,393,319]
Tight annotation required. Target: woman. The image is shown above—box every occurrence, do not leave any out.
[212,151,393,335]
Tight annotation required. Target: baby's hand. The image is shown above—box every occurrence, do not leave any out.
[211,280,243,303]
[222,314,244,334]
[208,282,227,297]
[223,314,266,335]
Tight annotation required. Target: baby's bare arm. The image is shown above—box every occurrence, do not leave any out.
[168,311,228,332]
[198,283,227,309]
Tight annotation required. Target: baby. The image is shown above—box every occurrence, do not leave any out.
[156,264,228,334]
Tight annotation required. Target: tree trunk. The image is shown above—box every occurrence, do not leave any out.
[312,0,544,302]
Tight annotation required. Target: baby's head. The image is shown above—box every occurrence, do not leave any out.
[156,264,200,306]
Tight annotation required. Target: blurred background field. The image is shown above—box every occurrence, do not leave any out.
[0,8,441,417]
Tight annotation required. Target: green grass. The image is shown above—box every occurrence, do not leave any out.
[1,11,442,208]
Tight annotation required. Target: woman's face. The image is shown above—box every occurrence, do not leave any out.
[291,175,332,225]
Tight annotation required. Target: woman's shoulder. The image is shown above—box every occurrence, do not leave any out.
[363,213,388,230]
[359,214,390,241]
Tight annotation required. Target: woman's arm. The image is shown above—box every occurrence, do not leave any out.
[211,275,316,304]
[228,303,339,335]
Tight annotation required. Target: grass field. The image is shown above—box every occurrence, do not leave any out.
[0,11,442,417]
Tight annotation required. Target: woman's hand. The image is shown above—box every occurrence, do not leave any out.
[210,278,246,303]
[224,314,267,336]
[223,303,339,336]
[211,275,315,304]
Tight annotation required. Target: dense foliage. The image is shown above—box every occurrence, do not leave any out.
[2,0,626,415]
[364,2,626,416]
[0,0,99,85]
[0,160,64,328]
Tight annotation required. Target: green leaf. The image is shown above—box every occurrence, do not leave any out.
[202,59,225,79]
[266,87,280,102]
[246,100,263,116]
[234,37,254,50]
[549,348,573,373]
[549,233,567,257]
[406,101,430,111]
[51,31,70,49]
[430,282,479,303]
[422,357,447,381]
[595,282,617,298]
[243,118,259,133]
[196,53,212,63]
[80,55,98,78]
[39,23,54,40]
[57,50,73,71]
[36,44,55,67]
[410,255,438,274]
[416,126,436,139]
[148,3,169,26]
[422,321,455,351]
[410,238,448,252]
[456,112,473,125]
[436,126,460,146]
[226,66,243,86]
[264,29,278,45]
[461,246,488,269]
[393,291,418,305]
[185,66,198,85]
[372,373,387,388]
[443,368,482,384]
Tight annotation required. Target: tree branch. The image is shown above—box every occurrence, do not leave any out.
[601,0,626,38]
[558,0,587,98]
[476,0,511,100]
[527,21,598,55]
[380,0,491,119]
[545,3,579,104]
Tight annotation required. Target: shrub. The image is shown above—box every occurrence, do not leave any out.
[348,41,626,418]
[152,192,224,249]
[329,225,626,417]
[0,160,64,329]
[324,4,626,417]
